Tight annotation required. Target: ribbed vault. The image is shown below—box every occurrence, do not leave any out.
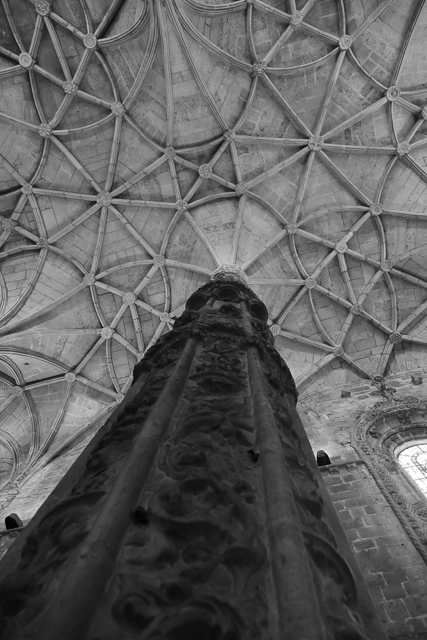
[1,0,427,497]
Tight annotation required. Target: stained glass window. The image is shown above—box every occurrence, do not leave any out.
[398,444,427,497]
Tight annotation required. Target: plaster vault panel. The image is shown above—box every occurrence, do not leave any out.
[0,0,427,492]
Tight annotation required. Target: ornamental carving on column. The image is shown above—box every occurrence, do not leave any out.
[0,275,381,640]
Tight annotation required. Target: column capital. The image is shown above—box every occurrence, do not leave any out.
[211,264,248,285]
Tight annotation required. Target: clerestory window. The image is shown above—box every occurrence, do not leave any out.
[397,443,427,498]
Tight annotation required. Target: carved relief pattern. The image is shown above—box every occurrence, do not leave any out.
[94,307,270,639]
[352,398,427,563]
[0,281,372,639]
[0,324,188,636]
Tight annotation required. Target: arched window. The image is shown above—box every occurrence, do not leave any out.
[398,443,427,498]
[354,400,427,552]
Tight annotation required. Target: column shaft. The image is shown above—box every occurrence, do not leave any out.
[0,279,386,640]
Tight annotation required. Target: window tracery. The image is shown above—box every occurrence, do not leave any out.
[398,443,427,499]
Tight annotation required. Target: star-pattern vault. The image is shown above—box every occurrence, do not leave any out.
[0,0,427,495]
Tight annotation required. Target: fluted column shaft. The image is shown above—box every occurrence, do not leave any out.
[0,278,386,640]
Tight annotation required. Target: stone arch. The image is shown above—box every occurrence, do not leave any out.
[352,397,427,564]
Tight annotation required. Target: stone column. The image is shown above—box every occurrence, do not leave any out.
[0,267,386,640]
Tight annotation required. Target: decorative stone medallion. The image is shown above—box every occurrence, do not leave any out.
[111,102,125,117]
[3,219,16,231]
[175,199,188,212]
[211,264,249,285]
[38,123,52,138]
[380,259,393,272]
[11,386,24,397]
[19,53,33,68]
[333,346,344,357]
[252,61,267,75]
[270,324,281,336]
[63,81,78,94]
[153,255,166,267]
[199,164,212,179]
[101,326,114,339]
[83,33,97,49]
[335,241,347,253]
[339,35,352,50]
[386,85,401,101]
[164,146,175,159]
[369,202,384,216]
[396,141,411,156]
[308,135,324,151]
[390,332,403,344]
[291,11,303,26]
[235,182,247,196]
[37,238,48,248]
[64,372,77,383]
[286,222,298,234]
[21,183,33,195]
[96,192,112,206]
[35,0,50,15]
[160,312,171,323]
[223,130,235,141]
[351,304,362,315]
[422,106,427,121]
[122,292,136,305]
[305,277,316,289]
[83,274,96,286]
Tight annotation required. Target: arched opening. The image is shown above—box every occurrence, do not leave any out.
[397,442,427,498]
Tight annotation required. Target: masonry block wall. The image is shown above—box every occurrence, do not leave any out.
[323,463,427,639]
[301,370,427,640]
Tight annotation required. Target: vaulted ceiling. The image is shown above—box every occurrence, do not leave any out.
[0,0,427,491]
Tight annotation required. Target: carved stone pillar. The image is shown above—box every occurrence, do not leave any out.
[0,270,386,640]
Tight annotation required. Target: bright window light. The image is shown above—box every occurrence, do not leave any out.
[398,444,427,497]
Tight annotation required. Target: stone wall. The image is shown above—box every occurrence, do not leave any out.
[301,370,427,639]
[323,462,427,639]
[300,368,427,462]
